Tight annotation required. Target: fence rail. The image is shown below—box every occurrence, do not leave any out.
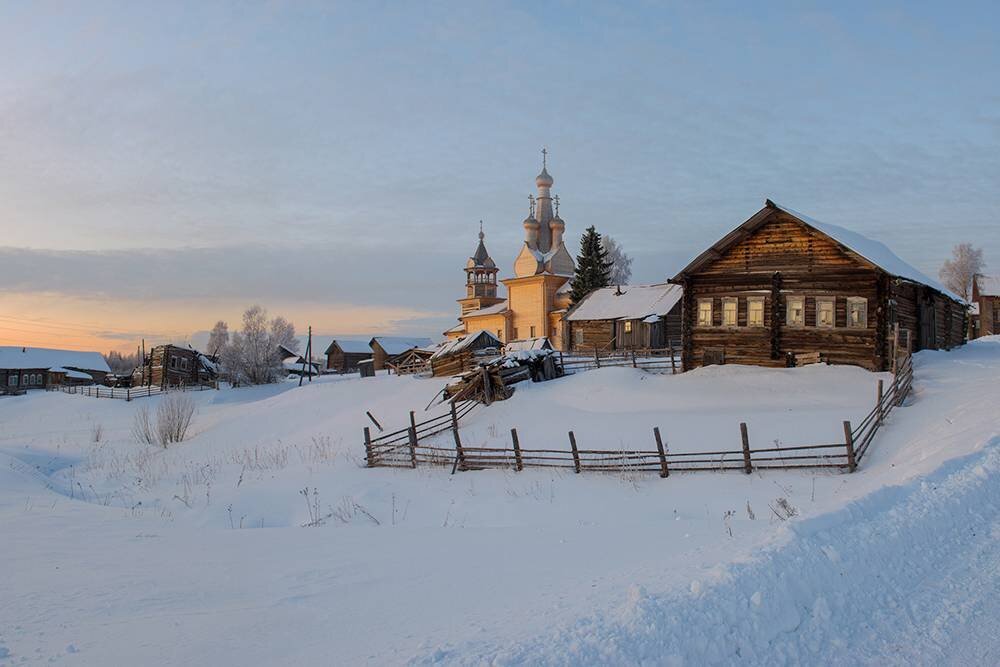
[48,382,215,401]
[558,347,681,375]
[364,352,914,477]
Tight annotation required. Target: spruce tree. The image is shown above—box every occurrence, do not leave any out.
[569,225,612,304]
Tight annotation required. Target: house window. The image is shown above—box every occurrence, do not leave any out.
[8,374,16,386]
[722,298,738,327]
[574,328,584,345]
[817,298,835,327]
[624,320,633,334]
[848,297,868,328]
[181,358,189,371]
[169,356,177,369]
[747,298,764,327]
[697,299,713,326]
[786,296,805,326]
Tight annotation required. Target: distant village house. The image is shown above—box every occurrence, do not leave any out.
[324,339,372,374]
[0,347,110,392]
[970,275,1000,339]
[564,283,683,352]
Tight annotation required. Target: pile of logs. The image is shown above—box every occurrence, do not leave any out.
[442,352,561,405]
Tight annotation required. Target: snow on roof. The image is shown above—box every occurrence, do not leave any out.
[444,323,466,334]
[504,337,552,352]
[770,201,963,302]
[51,367,93,380]
[566,284,683,322]
[970,303,980,316]
[430,330,501,359]
[371,337,435,355]
[0,347,110,373]
[976,275,1000,296]
[327,339,372,354]
[463,301,509,318]
[283,359,319,372]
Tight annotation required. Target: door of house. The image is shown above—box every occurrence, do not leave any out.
[919,299,936,350]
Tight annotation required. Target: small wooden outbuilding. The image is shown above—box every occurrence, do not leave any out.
[369,337,434,371]
[672,200,967,371]
[563,283,683,352]
[324,339,372,373]
[429,330,502,377]
[970,275,1000,339]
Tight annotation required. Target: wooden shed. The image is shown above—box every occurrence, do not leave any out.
[324,339,372,373]
[429,330,502,377]
[563,283,683,353]
[369,337,434,371]
[970,275,1000,339]
[673,200,967,372]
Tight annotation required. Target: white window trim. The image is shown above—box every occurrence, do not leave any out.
[786,296,805,327]
[697,298,714,327]
[847,297,868,328]
[722,297,739,327]
[747,297,765,327]
[816,297,836,328]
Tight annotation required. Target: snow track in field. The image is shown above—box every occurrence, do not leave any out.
[415,436,1000,665]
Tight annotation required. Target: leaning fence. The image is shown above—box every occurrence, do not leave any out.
[364,353,914,477]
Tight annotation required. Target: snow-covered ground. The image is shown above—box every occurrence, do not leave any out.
[2,338,999,665]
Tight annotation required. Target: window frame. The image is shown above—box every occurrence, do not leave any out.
[722,297,738,327]
[786,295,805,327]
[8,374,17,386]
[624,320,633,334]
[816,297,835,328]
[574,328,583,345]
[696,299,714,327]
[747,297,765,327]
[847,297,868,329]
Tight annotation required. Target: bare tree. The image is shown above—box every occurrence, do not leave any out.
[206,321,229,356]
[939,243,984,301]
[220,305,298,385]
[602,235,633,286]
[103,350,140,374]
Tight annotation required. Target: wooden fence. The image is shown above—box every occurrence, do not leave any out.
[48,382,215,401]
[558,347,681,375]
[365,353,914,476]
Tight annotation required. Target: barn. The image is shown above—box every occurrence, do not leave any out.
[324,339,372,373]
[673,200,966,371]
[563,283,683,353]
[369,337,434,371]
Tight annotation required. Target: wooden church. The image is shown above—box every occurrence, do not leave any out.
[445,151,575,349]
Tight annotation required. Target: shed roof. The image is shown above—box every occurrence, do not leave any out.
[325,339,372,355]
[674,200,963,303]
[504,337,552,351]
[371,336,435,355]
[430,330,501,359]
[565,283,683,322]
[0,347,110,373]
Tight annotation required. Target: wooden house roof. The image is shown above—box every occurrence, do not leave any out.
[673,200,963,303]
[565,283,682,322]
[0,346,110,373]
[370,336,435,356]
[324,339,372,355]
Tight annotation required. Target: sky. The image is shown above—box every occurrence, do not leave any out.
[1,1,998,353]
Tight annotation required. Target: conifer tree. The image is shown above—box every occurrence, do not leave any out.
[569,225,612,304]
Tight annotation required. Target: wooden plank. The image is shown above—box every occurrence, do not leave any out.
[653,427,668,478]
[740,422,752,474]
[568,431,581,473]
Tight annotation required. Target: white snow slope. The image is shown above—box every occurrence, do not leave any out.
[2,338,1000,665]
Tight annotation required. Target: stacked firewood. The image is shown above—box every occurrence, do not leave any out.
[442,351,561,405]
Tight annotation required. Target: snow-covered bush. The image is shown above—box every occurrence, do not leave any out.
[131,395,196,447]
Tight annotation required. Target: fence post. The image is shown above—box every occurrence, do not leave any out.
[408,410,418,469]
[364,427,374,467]
[668,340,677,374]
[511,428,523,472]
[740,422,752,474]
[594,347,600,368]
[126,388,131,402]
[653,427,669,478]
[451,402,466,472]
[568,431,581,473]
[631,350,637,368]
[876,380,884,426]
[843,420,857,472]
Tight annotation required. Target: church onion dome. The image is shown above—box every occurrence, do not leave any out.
[550,213,564,226]
[535,166,553,187]
[523,215,539,228]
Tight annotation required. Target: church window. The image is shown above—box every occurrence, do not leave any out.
[497,330,502,341]
[513,328,519,340]
[697,299,713,327]
[529,326,536,338]
[747,298,764,327]
[722,298,738,327]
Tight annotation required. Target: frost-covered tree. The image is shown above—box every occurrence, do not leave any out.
[221,305,298,385]
[206,320,229,356]
[103,350,140,374]
[602,236,633,286]
[569,226,612,305]
[939,243,984,301]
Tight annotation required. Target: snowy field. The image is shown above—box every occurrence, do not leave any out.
[2,339,1000,665]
